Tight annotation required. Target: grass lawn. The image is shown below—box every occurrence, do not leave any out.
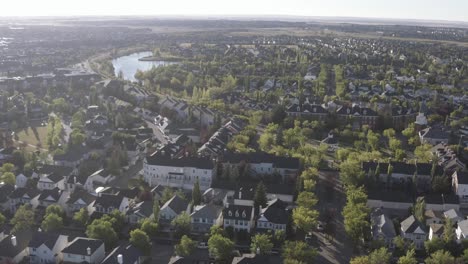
[15,126,48,151]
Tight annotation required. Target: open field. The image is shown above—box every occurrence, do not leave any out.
[15,126,48,152]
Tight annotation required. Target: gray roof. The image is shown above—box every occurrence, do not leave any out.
[101,243,143,264]
[458,220,468,236]
[401,215,426,234]
[444,209,464,222]
[62,237,103,255]
[371,210,396,239]
[162,195,188,215]
[190,204,222,220]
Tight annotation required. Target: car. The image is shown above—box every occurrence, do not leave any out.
[197,242,208,249]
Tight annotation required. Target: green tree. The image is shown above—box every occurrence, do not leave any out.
[383,128,395,139]
[424,237,445,255]
[45,205,65,218]
[343,187,369,245]
[41,213,63,232]
[130,229,151,255]
[153,202,160,224]
[296,192,318,208]
[393,236,415,257]
[73,208,89,227]
[254,181,268,209]
[171,212,191,237]
[414,144,433,163]
[282,241,317,264]
[340,159,364,186]
[86,219,118,248]
[350,247,391,264]
[208,234,235,262]
[292,206,319,233]
[413,197,426,223]
[175,235,197,257]
[250,234,273,255]
[425,250,455,264]
[1,172,16,185]
[1,163,15,173]
[141,218,158,237]
[367,131,380,151]
[397,248,417,264]
[11,205,35,233]
[192,179,202,206]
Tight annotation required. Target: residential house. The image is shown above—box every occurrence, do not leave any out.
[8,188,40,213]
[28,232,68,264]
[37,173,66,191]
[452,171,468,207]
[64,189,96,216]
[101,243,147,264]
[0,183,14,211]
[419,127,450,145]
[425,209,444,226]
[285,100,329,120]
[90,193,129,215]
[168,249,210,264]
[400,215,427,250]
[336,104,379,129]
[391,106,417,131]
[32,188,67,211]
[127,200,154,224]
[62,238,105,264]
[220,152,300,182]
[363,161,443,189]
[429,224,445,241]
[256,199,288,233]
[0,232,32,264]
[143,154,214,191]
[444,209,464,224]
[198,120,244,158]
[159,195,189,222]
[190,204,222,233]
[222,204,255,233]
[370,209,396,248]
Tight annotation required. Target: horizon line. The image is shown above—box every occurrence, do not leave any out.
[0,14,467,24]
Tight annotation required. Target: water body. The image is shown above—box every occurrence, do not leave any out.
[112,51,175,81]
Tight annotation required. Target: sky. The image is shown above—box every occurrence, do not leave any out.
[1,0,467,22]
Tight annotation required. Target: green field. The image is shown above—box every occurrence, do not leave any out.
[15,126,48,151]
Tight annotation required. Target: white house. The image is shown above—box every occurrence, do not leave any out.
[222,204,255,233]
[457,220,468,243]
[452,171,468,207]
[159,195,189,222]
[37,173,65,191]
[190,204,222,233]
[28,232,68,264]
[143,155,214,191]
[90,194,129,215]
[400,215,427,250]
[127,200,154,224]
[62,238,105,264]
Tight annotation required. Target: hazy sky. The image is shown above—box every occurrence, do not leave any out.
[1,0,467,22]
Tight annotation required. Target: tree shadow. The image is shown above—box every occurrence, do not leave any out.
[31,126,40,142]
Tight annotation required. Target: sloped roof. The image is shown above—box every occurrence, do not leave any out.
[62,237,103,255]
[401,215,426,234]
[162,195,188,215]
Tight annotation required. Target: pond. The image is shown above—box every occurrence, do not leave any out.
[112,51,175,81]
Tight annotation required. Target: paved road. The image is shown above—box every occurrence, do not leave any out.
[313,170,353,264]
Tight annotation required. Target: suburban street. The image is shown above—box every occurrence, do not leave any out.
[314,170,353,264]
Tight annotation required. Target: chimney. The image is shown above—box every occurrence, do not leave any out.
[87,247,91,255]
[117,254,123,264]
[256,247,260,254]
[74,176,77,184]
[11,235,17,247]
[238,191,242,200]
